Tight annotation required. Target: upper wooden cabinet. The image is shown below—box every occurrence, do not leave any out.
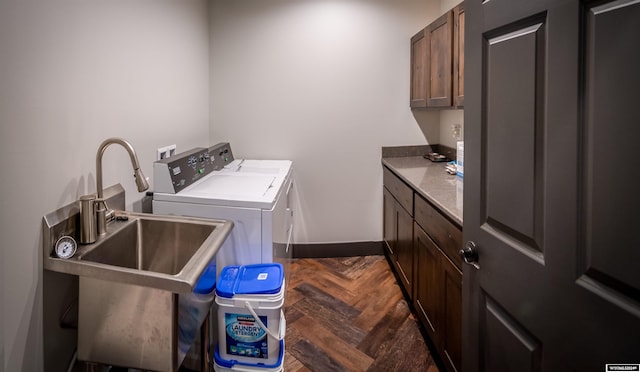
[410,3,464,109]
[410,29,428,108]
[453,3,464,107]
[425,11,453,107]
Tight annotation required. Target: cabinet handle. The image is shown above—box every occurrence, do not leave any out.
[460,241,480,269]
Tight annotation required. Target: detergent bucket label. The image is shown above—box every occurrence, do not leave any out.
[225,313,269,359]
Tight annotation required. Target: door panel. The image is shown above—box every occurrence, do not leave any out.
[471,5,551,355]
[464,0,640,370]
[580,0,640,308]
[484,18,545,254]
[482,295,542,372]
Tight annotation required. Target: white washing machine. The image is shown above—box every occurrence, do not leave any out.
[152,143,294,278]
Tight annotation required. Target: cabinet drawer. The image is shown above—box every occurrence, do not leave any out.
[415,194,462,269]
[383,167,414,216]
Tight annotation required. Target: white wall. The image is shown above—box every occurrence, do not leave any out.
[210,0,441,244]
[0,0,211,370]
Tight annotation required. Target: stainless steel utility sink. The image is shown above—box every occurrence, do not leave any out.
[42,184,234,371]
[79,216,217,275]
[46,210,232,293]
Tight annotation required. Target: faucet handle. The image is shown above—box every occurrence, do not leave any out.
[94,198,114,236]
[96,207,107,237]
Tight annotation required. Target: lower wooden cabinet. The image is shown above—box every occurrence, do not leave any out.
[383,188,397,256]
[383,186,414,297]
[441,252,462,372]
[414,223,441,339]
[414,222,462,372]
[383,166,462,372]
[396,206,414,293]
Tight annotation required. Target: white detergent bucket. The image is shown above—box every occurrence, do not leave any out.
[213,341,285,372]
[215,264,285,365]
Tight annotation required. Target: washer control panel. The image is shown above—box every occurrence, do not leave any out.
[209,142,234,166]
[153,142,235,194]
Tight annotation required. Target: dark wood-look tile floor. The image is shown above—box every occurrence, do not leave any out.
[284,256,441,372]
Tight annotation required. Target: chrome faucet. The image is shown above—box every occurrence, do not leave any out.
[79,137,149,244]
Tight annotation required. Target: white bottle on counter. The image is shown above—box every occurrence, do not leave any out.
[456,141,464,178]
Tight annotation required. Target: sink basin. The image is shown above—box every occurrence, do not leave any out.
[79,217,217,275]
[44,209,233,293]
[42,184,234,371]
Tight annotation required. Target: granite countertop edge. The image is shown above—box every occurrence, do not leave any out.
[381,157,463,227]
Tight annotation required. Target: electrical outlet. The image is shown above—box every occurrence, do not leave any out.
[156,144,177,160]
[451,124,461,140]
[156,147,167,160]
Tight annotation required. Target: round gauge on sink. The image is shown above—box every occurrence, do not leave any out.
[55,236,77,259]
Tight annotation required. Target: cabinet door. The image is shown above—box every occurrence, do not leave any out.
[415,195,463,269]
[382,188,397,257]
[453,3,464,107]
[414,223,441,346]
[410,29,428,108]
[441,252,462,372]
[395,204,414,297]
[426,11,453,107]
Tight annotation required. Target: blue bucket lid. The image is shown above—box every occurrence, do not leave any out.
[215,263,283,298]
[193,261,216,294]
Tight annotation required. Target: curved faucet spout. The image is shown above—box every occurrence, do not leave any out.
[80,137,150,242]
[93,137,149,236]
[96,137,149,200]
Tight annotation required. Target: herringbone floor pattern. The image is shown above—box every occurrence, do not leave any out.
[283,256,440,372]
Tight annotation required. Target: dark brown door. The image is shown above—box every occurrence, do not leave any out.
[464,0,640,370]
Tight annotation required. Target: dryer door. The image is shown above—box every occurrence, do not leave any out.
[271,177,294,283]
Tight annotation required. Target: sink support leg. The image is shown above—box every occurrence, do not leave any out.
[200,314,211,372]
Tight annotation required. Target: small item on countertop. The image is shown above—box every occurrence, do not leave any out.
[456,141,464,178]
[445,161,457,175]
[424,152,449,162]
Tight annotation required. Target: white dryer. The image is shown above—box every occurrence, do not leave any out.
[152,143,294,278]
